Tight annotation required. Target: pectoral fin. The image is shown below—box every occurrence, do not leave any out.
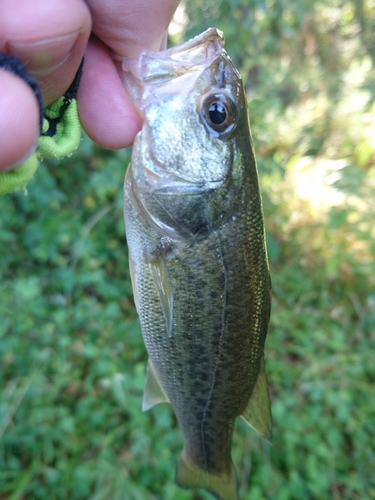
[148,255,174,338]
[128,253,139,313]
[142,358,170,411]
[240,358,272,442]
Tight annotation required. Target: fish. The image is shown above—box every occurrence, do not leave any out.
[120,28,271,500]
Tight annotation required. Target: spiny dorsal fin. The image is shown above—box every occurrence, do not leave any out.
[240,358,272,442]
[142,358,170,411]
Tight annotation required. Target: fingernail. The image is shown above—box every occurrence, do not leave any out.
[7,32,79,77]
[159,30,168,51]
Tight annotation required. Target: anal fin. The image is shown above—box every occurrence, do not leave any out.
[240,358,272,442]
[142,358,170,411]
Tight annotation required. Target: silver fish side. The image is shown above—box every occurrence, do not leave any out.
[121,28,271,500]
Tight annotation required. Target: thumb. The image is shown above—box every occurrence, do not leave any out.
[0,0,91,171]
[84,0,180,58]
[1,0,91,105]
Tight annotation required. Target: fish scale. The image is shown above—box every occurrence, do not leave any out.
[122,28,271,500]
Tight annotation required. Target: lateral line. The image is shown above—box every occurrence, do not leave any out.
[200,233,227,467]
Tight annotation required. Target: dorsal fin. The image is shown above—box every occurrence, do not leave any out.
[240,358,272,441]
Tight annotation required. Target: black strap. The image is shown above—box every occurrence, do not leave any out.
[43,58,84,137]
[0,52,44,132]
[0,53,84,137]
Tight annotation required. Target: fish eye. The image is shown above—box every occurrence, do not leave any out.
[208,102,227,125]
[201,93,238,137]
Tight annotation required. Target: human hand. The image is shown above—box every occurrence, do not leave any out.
[0,0,180,171]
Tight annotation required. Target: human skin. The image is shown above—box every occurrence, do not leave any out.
[0,0,180,171]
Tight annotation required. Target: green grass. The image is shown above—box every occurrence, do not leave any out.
[1,1,375,498]
[1,135,374,499]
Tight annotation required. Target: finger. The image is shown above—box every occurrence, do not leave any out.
[79,0,179,148]
[0,69,39,170]
[78,36,142,149]
[1,0,91,105]
[84,0,180,57]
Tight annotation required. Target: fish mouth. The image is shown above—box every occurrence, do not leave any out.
[140,28,225,85]
[148,27,225,66]
[138,167,223,197]
[151,180,223,196]
[117,28,229,106]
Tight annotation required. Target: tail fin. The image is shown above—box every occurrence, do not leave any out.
[175,449,239,500]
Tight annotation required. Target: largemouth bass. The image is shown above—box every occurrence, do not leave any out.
[121,28,271,500]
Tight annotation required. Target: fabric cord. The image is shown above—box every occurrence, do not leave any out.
[0,53,84,195]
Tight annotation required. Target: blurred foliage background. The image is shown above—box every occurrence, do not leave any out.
[1,1,375,499]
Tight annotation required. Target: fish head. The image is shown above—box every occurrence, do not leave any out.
[120,28,250,243]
